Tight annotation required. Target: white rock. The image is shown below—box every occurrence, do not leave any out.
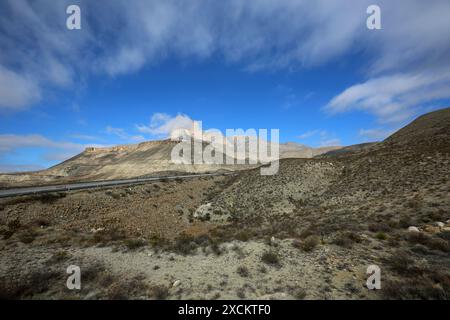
[408,226,420,232]
[173,280,181,287]
[436,222,445,228]
[270,236,276,245]
[193,203,213,219]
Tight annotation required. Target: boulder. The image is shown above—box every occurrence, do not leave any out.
[408,226,420,232]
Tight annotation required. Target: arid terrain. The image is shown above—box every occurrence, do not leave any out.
[0,139,346,188]
[0,108,449,300]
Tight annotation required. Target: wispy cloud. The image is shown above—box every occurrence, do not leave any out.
[105,126,145,143]
[326,70,450,123]
[0,0,449,124]
[298,130,320,140]
[297,129,341,147]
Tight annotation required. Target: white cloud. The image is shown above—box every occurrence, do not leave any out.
[0,134,81,153]
[326,70,450,123]
[136,113,194,138]
[0,0,449,116]
[0,66,41,111]
[0,133,106,165]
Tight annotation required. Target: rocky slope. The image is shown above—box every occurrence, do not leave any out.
[0,107,448,300]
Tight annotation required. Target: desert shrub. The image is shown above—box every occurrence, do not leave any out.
[386,250,426,276]
[235,230,252,242]
[437,231,450,241]
[261,250,280,266]
[91,228,125,246]
[426,238,449,252]
[398,216,413,228]
[299,227,316,239]
[407,232,449,252]
[148,234,167,247]
[236,287,246,299]
[34,192,66,204]
[236,266,250,277]
[407,232,430,245]
[375,232,388,240]
[17,229,38,244]
[123,238,147,250]
[149,285,169,300]
[105,191,121,199]
[2,269,62,299]
[294,288,307,300]
[46,250,71,265]
[172,235,198,255]
[7,219,21,231]
[107,278,148,300]
[383,275,449,300]
[300,235,320,252]
[368,222,391,232]
[333,231,361,248]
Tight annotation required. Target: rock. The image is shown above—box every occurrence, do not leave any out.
[193,203,213,220]
[423,225,440,233]
[436,222,445,228]
[270,236,277,245]
[173,280,181,287]
[224,243,237,250]
[408,226,420,232]
[90,227,105,233]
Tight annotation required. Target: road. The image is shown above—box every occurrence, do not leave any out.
[0,172,234,198]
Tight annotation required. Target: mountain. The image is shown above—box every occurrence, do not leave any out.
[0,138,343,187]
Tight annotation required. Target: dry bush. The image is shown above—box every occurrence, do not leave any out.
[333,231,362,248]
[300,235,320,252]
[149,285,169,300]
[17,228,38,244]
[236,266,250,277]
[123,238,147,250]
[261,250,280,266]
[107,278,148,300]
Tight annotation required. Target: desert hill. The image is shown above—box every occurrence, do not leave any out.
[0,138,343,187]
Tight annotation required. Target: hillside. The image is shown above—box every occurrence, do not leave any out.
[0,139,342,187]
[0,107,449,300]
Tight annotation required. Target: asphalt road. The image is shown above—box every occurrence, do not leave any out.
[0,172,234,198]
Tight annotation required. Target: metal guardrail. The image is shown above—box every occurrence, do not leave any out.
[0,172,235,198]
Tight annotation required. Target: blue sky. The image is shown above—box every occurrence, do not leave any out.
[1,0,450,172]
